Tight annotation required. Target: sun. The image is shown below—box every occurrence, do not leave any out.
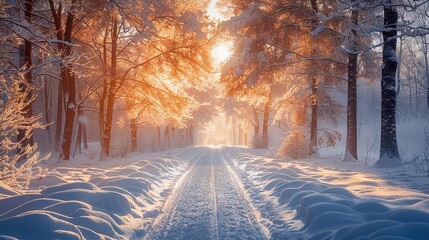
[211,42,232,64]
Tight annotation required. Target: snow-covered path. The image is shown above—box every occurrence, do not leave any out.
[145,149,266,240]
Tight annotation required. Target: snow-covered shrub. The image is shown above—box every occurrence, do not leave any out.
[278,130,309,159]
[0,76,45,189]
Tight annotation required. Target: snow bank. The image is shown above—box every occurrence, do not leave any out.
[0,149,192,239]
[225,147,429,240]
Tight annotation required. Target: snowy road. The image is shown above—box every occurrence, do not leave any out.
[2,147,429,239]
[145,149,267,240]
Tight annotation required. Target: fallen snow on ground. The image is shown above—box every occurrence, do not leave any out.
[1,146,429,239]
[0,147,200,239]
[223,147,429,239]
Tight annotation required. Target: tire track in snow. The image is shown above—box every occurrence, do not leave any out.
[144,148,266,239]
[221,148,310,239]
[144,152,217,240]
[215,150,268,239]
[211,151,220,240]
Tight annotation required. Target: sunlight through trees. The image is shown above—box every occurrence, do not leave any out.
[1,0,429,169]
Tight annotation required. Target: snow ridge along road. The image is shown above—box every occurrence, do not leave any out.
[145,148,267,240]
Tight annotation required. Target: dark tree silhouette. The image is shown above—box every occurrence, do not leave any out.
[345,2,358,161]
[375,0,401,167]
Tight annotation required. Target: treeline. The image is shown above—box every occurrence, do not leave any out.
[0,0,217,169]
[219,0,429,167]
[1,0,429,175]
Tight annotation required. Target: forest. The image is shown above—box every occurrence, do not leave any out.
[1,0,429,187]
[1,1,429,239]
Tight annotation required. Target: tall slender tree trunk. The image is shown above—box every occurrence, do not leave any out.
[82,124,88,149]
[48,0,78,160]
[165,125,170,150]
[61,1,77,160]
[49,0,64,153]
[253,106,259,139]
[238,126,242,146]
[62,67,76,160]
[77,93,88,150]
[101,18,118,158]
[396,36,403,96]
[99,27,109,153]
[74,120,82,157]
[422,36,429,110]
[130,117,137,152]
[17,0,34,159]
[309,0,319,154]
[171,127,176,148]
[157,126,161,150]
[345,4,358,161]
[189,124,194,146]
[375,1,401,167]
[43,79,52,142]
[309,76,318,153]
[262,92,272,148]
[54,80,63,152]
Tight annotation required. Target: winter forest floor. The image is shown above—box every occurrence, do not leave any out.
[1,146,429,239]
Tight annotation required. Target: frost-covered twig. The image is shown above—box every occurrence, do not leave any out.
[0,75,47,189]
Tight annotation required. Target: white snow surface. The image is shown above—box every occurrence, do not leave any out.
[1,146,429,239]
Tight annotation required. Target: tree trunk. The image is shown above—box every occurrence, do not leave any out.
[171,127,176,148]
[422,36,429,110]
[165,125,170,150]
[82,124,88,149]
[77,94,88,150]
[101,18,118,158]
[189,124,194,146]
[49,0,64,154]
[48,0,78,160]
[309,76,318,153]
[55,79,63,152]
[17,0,34,159]
[262,93,271,148]
[74,119,82,157]
[61,1,77,160]
[344,5,358,161]
[130,117,137,152]
[375,1,401,167]
[179,128,184,147]
[62,68,76,160]
[253,106,259,138]
[396,36,403,96]
[182,128,186,147]
[99,27,109,153]
[157,126,161,150]
[43,79,52,144]
[309,0,319,154]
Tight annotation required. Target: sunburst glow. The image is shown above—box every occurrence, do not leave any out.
[211,42,232,64]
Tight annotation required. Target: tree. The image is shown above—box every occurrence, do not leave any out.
[17,0,34,157]
[221,0,345,152]
[75,0,213,157]
[48,0,80,160]
[397,2,429,115]
[374,0,401,167]
[345,1,359,161]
